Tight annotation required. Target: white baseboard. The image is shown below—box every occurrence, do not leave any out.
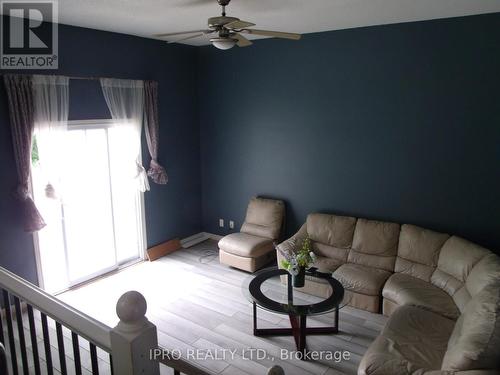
[181,232,223,248]
[180,232,207,248]
[204,232,223,241]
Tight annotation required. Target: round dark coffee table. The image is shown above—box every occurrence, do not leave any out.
[245,267,346,355]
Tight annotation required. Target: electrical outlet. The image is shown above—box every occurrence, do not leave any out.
[219,218,224,227]
[229,220,234,229]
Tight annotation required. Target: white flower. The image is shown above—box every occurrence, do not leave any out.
[309,251,317,262]
[289,264,299,276]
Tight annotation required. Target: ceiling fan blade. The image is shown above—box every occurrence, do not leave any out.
[168,33,205,44]
[233,33,253,47]
[241,29,301,40]
[224,20,256,30]
[154,30,208,38]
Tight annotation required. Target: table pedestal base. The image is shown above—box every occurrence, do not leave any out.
[252,302,339,357]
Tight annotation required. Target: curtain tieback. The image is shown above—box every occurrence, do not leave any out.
[13,184,46,232]
[147,159,168,185]
[14,185,30,201]
[45,182,57,199]
[135,160,150,192]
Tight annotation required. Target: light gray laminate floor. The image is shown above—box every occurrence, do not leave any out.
[56,240,387,375]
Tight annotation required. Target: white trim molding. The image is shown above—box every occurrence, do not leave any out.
[204,232,223,241]
[181,232,223,248]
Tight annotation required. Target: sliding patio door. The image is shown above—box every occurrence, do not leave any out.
[33,120,146,293]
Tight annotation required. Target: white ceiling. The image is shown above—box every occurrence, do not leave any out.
[52,0,500,45]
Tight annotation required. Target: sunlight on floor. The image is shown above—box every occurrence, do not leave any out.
[56,240,385,375]
[58,257,210,327]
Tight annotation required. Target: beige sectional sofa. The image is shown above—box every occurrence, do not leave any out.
[276,212,500,374]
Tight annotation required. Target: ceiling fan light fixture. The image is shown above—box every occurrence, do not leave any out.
[210,37,237,50]
[156,0,301,49]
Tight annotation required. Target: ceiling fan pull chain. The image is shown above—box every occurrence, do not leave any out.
[221,5,226,17]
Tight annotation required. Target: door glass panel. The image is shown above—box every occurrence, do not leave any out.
[33,121,143,293]
[108,126,141,263]
[62,128,116,283]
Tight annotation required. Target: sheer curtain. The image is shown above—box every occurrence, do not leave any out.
[100,78,149,192]
[32,75,70,199]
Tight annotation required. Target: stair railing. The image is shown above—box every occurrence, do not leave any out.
[0,265,284,375]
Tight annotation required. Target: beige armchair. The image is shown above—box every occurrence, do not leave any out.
[218,197,285,272]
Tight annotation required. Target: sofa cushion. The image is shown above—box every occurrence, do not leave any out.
[306,213,356,248]
[383,273,460,320]
[240,197,284,240]
[465,254,500,297]
[441,284,500,371]
[334,263,391,296]
[312,242,349,264]
[312,255,342,273]
[431,236,490,293]
[450,252,500,313]
[218,233,274,258]
[452,286,473,313]
[358,305,456,375]
[395,224,449,282]
[349,218,400,272]
[451,250,500,313]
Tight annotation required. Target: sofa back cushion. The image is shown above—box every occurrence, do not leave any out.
[240,197,284,240]
[450,253,500,313]
[395,224,449,282]
[465,254,500,297]
[348,218,400,272]
[431,236,490,300]
[306,213,357,263]
[441,284,500,371]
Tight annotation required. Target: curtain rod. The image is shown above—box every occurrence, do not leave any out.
[0,73,154,82]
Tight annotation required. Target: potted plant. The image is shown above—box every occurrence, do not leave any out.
[279,236,316,287]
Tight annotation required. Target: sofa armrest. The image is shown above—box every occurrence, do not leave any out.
[275,223,307,266]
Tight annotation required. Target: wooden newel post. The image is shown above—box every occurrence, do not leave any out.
[267,365,285,375]
[110,291,160,375]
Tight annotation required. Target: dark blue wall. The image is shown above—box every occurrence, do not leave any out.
[0,19,202,284]
[2,12,500,286]
[198,13,500,252]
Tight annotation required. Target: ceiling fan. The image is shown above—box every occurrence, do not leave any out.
[154,0,301,50]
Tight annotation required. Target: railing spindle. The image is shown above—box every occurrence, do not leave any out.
[90,343,99,375]
[0,342,7,375]
[0,294,5,344]
[56,322,67,375]
[13,296,29,375]
[109,354,114,375]
[27,305,41,375]
[40,313,54,375]
[1,267,199,375]
[71,332,82,375]
[2,290,18,375]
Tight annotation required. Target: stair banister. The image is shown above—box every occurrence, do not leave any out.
[0,265,111,350]
[0,265,285,375]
